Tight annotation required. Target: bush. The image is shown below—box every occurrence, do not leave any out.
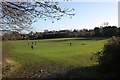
[96,37,120,77]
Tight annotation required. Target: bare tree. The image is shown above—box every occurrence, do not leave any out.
[0,0,75,32]
[102,22,109,27]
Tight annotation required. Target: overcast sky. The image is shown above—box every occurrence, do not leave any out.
[32,2,118,32]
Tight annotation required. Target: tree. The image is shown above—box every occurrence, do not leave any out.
[0,0,75,32]
[103,26,118,37]
[94,27,101,37]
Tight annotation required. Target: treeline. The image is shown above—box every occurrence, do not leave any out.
[94,26,120,37]
[2,26,120,40]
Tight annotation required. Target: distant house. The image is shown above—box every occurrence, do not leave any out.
[21,34,30,40]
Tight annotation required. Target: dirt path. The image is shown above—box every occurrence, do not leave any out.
[2,57,21,78]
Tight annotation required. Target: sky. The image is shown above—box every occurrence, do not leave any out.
[32,2,118,32]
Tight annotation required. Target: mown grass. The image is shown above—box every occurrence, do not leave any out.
[2,38,107,78]
[3,38,105,67]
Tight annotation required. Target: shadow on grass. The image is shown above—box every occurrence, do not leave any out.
[49,65,120,79]
[2,65,102,80]
[3,64,119,80]
[47,65,102,79]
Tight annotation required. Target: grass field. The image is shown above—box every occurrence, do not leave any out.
[2,38,107,78]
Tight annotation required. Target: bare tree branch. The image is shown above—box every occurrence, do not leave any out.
[0,0,75,32]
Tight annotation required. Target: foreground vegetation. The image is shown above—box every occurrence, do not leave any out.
[95,37,120,78]
[2,38,106,78]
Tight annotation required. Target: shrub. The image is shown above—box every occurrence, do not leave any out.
[96,37,120,77]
